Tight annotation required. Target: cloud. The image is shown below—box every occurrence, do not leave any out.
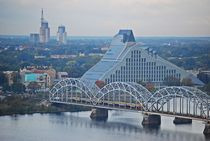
[0,0,210,36]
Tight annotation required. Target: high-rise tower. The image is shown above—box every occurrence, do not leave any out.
[39,9,50,43]
[57,25,67,45]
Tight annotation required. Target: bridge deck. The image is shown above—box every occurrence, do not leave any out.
[51,100,210,122]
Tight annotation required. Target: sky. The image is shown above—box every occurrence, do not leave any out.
[0,0,210,36]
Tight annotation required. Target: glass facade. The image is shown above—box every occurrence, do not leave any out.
[81,30,203,86]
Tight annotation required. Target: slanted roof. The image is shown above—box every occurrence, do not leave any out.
[118,30,135,43]
[81,60,117,82]
[187,74,204,86]
[81,29,136,83]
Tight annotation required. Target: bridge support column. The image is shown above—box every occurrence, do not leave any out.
[142,113,161,127]
[203,122,210,136]
[173,117,192,125]
[90,108,108,121]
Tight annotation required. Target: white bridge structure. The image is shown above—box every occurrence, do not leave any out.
[49,78,210,121]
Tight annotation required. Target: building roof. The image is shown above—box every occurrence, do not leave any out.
[118,30,135,43]
[187,74,204,85]
[81,30,135,83]
[81,29,204,86]
[25,73,47,82]
[57,72,68,75]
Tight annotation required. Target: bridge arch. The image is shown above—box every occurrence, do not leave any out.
[49,78,94,104]
[95,82,152,110]
[146,86,209,118]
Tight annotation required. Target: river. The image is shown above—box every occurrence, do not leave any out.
[0,111,209,141]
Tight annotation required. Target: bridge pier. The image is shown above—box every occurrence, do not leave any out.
[203,122,210,136]
[90,108,108,121]
[173,117,192,125]
[142,113,161,127]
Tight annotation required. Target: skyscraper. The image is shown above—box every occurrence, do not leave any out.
[29,33,39,44]
[39,9,50,43]
[57,25,67,45]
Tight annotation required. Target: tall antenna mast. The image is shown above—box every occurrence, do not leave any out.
[41,8,44,22]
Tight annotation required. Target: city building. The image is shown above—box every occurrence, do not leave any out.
[30,33,39,44]
[57,25,67,44]
[24,73,48,89]
[20,66,56,89]
[79,52,85,57]
[197,71,210,84]
[50,54,77,59]
[39,9,50,43]
[3,71,18,86]
[57,72,68,80]
[81,29,204,86]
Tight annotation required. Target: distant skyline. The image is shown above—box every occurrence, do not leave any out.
[0,0,210,36]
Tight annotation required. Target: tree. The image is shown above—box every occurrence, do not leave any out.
[137,80,146,87]
[202,83,210,95]
[181,78,193,86]
[11,82,26,93]
[27,82,41,93]
[163,76,181,86]
[11,72,21,83]
[0,72,10,91]
[145,82,156,92]
[0,72,7,86]
[95,80,106,89]
[137,80,155,92]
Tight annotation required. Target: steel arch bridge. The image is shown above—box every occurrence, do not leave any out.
[49,78,210,121]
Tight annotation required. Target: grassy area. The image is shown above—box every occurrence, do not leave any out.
[0,94,91,116]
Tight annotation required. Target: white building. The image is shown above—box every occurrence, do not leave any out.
[30,33,39,44]
[81,30,204,86]
[57,72,68,80]
[39,9,50,43]
[57,25,67,45]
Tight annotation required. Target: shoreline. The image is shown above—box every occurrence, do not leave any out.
[0,94,91,117]
[0,109,91,117]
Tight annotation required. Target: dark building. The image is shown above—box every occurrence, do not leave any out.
[197,71,210,84]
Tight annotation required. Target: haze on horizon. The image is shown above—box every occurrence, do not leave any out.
[0,0,210,36]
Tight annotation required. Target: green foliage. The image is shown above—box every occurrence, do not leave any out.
[0,72,9,91]
[0,95,90,116]
[137,80,146,87]
[66,56,101,78]
[0,71,25,93]
[181,78,193,86]
[202,83,210,95]
[163,76,181,86]
[0,72,7,85]
[12,72,21,83]
[27,82,41,90]
[10,82,26,93]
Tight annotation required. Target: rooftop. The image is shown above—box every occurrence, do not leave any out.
[81,29,136,83]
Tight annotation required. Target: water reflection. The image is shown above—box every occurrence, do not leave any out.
[49,112,141,134]
[47,111,207,141]
[0,111,209,141]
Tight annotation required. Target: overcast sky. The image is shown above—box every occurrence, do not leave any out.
[0,0,210,36]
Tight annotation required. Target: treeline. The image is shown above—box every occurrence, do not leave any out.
[0,94,90,116]
[0,72,25,93]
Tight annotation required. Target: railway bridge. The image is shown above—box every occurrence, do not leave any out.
[49,78,210,135]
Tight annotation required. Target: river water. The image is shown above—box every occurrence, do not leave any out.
[0,111,209,141]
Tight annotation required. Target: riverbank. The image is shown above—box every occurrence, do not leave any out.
[0,94,91,116]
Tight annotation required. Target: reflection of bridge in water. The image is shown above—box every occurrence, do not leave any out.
[49,78,210,135]
[48,112,205,141]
